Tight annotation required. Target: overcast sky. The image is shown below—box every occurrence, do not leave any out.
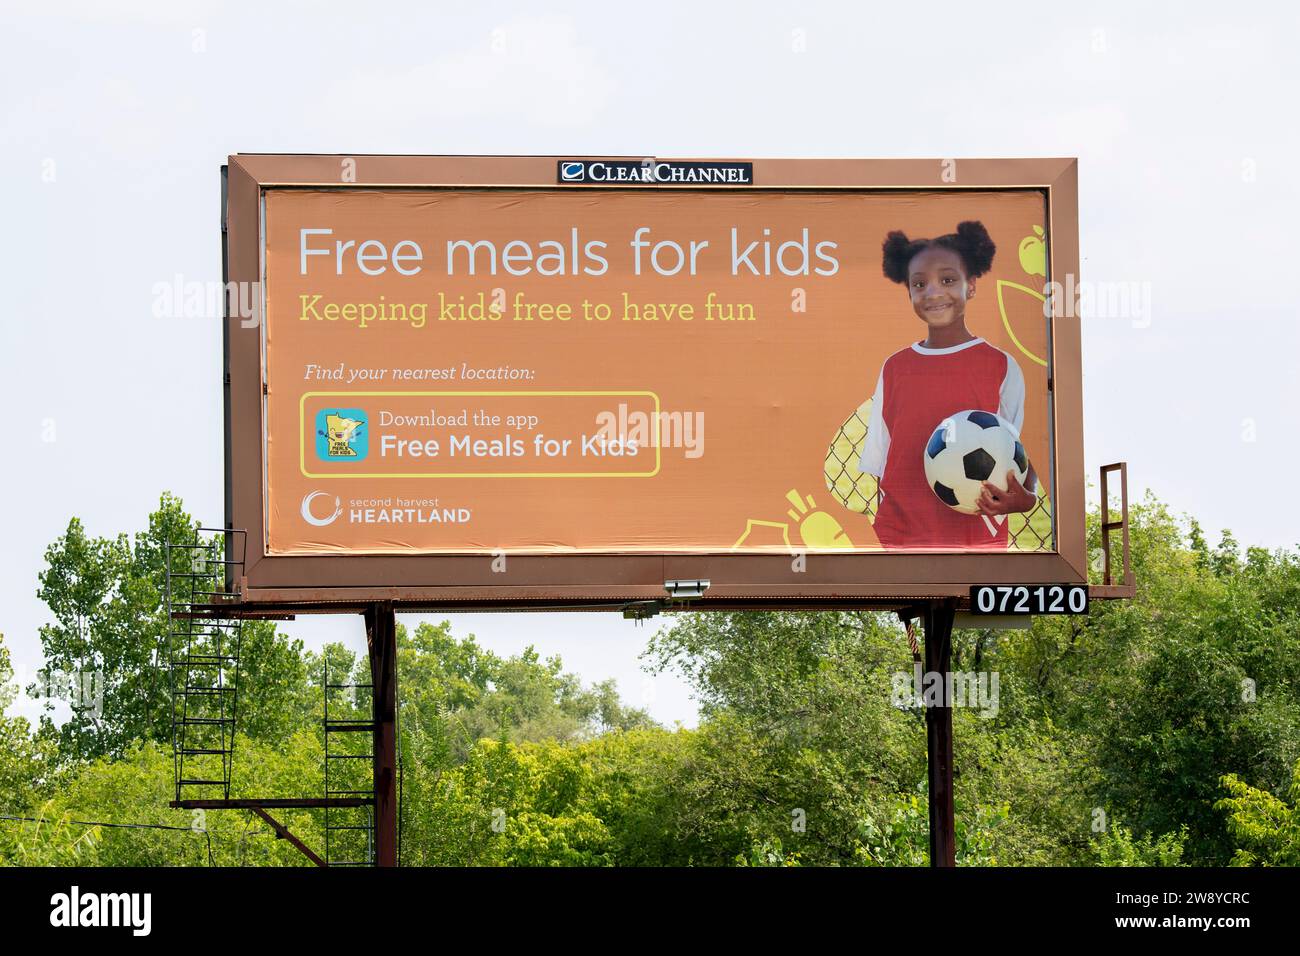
[3,1,1298,727]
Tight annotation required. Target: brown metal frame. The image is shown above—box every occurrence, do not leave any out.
[249,807,327,868]
[1100,462,1134,590]
[224,155,1088,609]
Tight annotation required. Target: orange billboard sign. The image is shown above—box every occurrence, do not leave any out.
[223,155,1085,606]
[263,187,1052,555]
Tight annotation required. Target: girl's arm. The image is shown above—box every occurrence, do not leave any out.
[981,351,1038,513]
[998,352,1026,433]
[857,370,889,477]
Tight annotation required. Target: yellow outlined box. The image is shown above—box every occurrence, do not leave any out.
[298,390,662,479]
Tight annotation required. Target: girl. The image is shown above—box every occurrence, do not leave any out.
[858,220,1038,550]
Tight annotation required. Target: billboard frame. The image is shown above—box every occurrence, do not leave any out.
[224,154,1088,610]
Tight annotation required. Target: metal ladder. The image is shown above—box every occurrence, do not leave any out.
[164,528,246,804]
[323,659,375,866]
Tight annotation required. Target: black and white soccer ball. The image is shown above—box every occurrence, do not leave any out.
[922,410,1029,515]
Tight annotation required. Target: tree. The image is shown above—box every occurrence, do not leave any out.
[396,621,656,863]
[0,633,60,815]
[31,494,314,762]
[0,803,102,866]
[13,487,1300,868]
[1217,760,1300,866]
[401,736,615,867]
[640,493,1300,866]
[4,736,328,867]
[396,620,654,764]
[1090,823,1188,866]
[32,514,154,761]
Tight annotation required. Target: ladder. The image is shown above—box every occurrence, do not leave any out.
[164,528,247,804]
[323,659,375,866]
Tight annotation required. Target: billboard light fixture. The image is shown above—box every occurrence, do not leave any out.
[664,579,710,600]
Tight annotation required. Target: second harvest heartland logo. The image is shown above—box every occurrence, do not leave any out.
[558,160,753,185]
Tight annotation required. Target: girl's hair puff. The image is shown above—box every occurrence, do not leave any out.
[882,220,997,284]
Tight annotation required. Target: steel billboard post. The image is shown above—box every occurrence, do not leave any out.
[365,602,399,867]
[922,598,958,867]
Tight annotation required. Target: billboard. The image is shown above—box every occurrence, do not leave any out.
[224,156,1085,607]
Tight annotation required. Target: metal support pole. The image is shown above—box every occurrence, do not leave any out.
[365,602,398,867]
[923,598,957,867]
[250,807,327,867]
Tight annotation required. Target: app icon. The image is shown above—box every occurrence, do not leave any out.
[315,408,368,461]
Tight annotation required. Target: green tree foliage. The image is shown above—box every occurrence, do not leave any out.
[396,621,656,864]
[1,737,327,867]
[1063,498,1300,863]
[0,803,102,866]
[30,494,316,763]
[856,787,1009,866]
[0,634,60,815]
[1089,823,1188,866]
[398,620,654,759]
[404,737,615,866]
[32,511,169,760]
[638,494,1300,866]
[5,489,1300,866]
[1216,760,1300,865]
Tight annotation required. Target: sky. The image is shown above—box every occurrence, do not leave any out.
[2,1,1299,728]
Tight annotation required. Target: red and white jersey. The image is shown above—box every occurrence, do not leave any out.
[858,337,1025,549]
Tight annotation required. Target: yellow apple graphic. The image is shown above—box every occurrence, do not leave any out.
[1018,225,1046,277]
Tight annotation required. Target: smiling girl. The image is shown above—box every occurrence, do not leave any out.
[858,220,1038,550]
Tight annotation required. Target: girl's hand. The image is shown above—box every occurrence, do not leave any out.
[976,471,1036,516]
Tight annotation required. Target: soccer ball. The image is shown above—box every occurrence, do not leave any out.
[922,410,1028,515]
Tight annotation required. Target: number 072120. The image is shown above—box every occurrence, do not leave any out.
[969,585,1089,615]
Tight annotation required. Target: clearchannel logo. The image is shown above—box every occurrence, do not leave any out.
[557,159,754,186]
